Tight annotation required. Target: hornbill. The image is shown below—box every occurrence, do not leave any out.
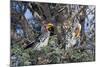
[66,22,81,49]
[24,22,54,50]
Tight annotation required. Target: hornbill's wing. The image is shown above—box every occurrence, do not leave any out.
[24,34,40,49]
[24,32,50,50]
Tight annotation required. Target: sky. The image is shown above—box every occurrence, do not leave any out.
[84,6,95,33]
[16,8,33,36]
[24,8,33,20]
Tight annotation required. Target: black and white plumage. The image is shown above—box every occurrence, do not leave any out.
[65,22,81,49]
[24,26,50,50]
[34,31,50,50]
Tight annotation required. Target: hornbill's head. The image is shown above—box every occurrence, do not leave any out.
[42,21,54,36]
